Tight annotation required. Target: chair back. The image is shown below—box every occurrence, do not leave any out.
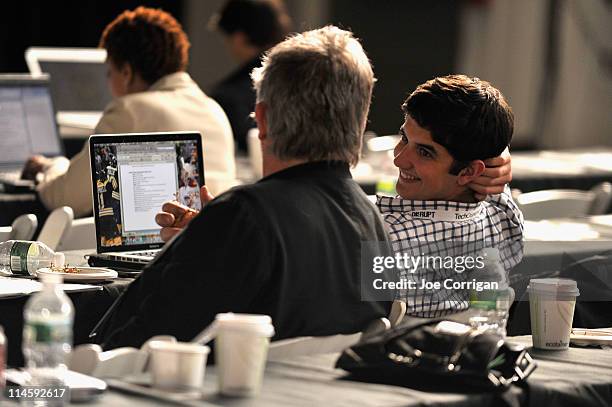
[516,190,593,220]
[10,214,38,241]
[37,207,74,251]
[514,182,612,220]
[57,217,96,251]
[268,300,406,361]
[560,253,612,329]
[0,214,38,242]
[589,182,612,215]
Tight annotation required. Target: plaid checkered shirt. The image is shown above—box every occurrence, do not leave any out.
[376,185,524,317]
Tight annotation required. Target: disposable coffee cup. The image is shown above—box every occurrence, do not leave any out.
[149,341,210,391]
[527,278,579,350]
[215,313,275,397]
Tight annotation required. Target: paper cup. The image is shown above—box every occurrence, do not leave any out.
[528,278,579,350]
[149,341,210,391]
[215,313,275,397]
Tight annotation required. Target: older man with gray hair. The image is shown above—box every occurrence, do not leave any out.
[95,26,393,349]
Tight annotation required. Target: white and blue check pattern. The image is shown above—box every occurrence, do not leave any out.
[376,186,524,317]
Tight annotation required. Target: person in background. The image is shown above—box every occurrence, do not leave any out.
[22,6,236,217]
[209,0,292,152]
[377,75,523,317]
[94,26,391,349]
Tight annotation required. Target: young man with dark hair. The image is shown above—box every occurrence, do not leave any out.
[377,75,524,317]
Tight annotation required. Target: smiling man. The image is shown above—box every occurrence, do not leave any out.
[377,75,524,317]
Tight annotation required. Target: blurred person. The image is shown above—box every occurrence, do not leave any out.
[209,0,292,151]
[376,75,524,317]
[22,6,236,217]
[177,176,201,210]
[93,26,396,349]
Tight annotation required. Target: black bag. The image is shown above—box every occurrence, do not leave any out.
[336,318,536,392]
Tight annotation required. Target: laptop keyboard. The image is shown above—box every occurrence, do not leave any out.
[107,249,160,264]
[0,170,36,192]
[0,170,21,182]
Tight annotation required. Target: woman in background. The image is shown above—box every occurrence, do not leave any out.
[24,6,236,217]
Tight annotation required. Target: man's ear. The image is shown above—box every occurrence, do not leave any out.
[457,160,485,186]
[234,31,251,48]
[255,102,268,141]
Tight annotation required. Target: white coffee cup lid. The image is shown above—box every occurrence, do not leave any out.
[527,278,580,296]
[149,340,210,354]
[215,313,275,337]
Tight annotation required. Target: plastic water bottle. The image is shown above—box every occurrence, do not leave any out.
[469,247,514,337]
[0,325,6,391]
[22,273,74,405]
[0,240,64,277]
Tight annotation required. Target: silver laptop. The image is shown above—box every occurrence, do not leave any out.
[25,47,111,112]
[0,74,64,191]
[87,132,204,272]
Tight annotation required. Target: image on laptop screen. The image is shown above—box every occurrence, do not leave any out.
[25,47,112,112]
[90,133,204,249]
[0,75,63,166]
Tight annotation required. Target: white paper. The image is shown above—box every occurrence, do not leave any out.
[0,277,102,298]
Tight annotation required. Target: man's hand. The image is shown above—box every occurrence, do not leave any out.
[21,155,53,180]
[155,185,215,241]
[469,147,512,200]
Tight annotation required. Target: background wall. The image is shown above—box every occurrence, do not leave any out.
[457,0,611,148]
[0,1,183,72]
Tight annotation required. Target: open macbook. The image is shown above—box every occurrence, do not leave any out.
[25,47,111,113]
[0,74,64,191]
[87,132,204,272]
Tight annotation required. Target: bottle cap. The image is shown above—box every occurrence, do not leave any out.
[53,252,65,268]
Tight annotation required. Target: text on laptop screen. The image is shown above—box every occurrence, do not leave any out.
[40,61,112,111]
[0,82,62,164]
[93,140,202,248]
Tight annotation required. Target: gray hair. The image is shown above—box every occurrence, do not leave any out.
[251,25,374,165]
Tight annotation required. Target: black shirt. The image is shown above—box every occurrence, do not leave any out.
[98,161,391,349]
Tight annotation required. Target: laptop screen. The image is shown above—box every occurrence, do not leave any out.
[89,132,204,252]
[25,47,112,112]
[40,61,112,111]
[0,75,63,166]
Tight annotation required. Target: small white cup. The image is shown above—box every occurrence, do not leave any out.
[215,313,275,397]
[527,278,580,350]
[149,341,210,391]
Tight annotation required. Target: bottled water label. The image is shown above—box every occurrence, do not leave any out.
[24,318,71,344]
[9,241,35,276]
[469,290,498,310]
